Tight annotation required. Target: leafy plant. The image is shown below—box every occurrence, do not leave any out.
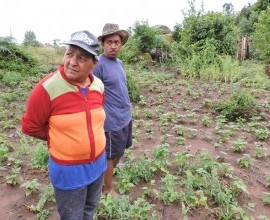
[0,144,9,162]
[202,115,212,127]
[28,184,54,218]
[219,91,258,121]
[252,6,270,61]
[115,153,154,194]
[237,154,252,168]
[254,127,269,140]
[0,38,39,76]
[153,173,181,205]
[126,71,141,103]
[5,166,22,186]
[231,138,247,152]
[253,145,267,158]
[265,173,270,187]
[20,179,41,197]
[96,194,157,220]
[30,142,49,170]
[151,143,170,172]
[261,192,270,205]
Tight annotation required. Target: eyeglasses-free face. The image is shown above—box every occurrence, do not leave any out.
[102,35,122,59]
[63,45,97,87]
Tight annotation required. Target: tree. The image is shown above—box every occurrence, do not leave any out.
[223,3,234,16]
[235,0,270,37]
[253,0,270,12]
[131,20,159,54]
[23,30,40,46]
[235,4,256,36]
[174,11,239,55]
[53,39,60,47]
[252,6,270,61]
[120,20,169,64]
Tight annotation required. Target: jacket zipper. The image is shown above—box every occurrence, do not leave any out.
[82,87,95,161]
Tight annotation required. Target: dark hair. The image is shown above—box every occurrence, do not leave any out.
[101,34,123,44]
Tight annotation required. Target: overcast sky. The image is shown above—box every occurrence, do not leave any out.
[1,0,256,44]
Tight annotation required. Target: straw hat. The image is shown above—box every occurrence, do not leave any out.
[98,23,129,45]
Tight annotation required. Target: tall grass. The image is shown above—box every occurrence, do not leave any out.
[22,45,65,67]
[173,55,269,89]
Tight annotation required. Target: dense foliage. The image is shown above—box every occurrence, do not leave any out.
[119,20,169,64]
[218,91,259,121]
[252,5,270,61]
[0,38,39,78]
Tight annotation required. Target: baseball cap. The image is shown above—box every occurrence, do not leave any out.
[63,31,100,60]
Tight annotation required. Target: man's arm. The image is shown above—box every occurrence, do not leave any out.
[21,83,50,141]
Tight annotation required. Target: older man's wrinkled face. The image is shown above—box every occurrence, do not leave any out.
[102,34,122,59]
[63,45,97,87]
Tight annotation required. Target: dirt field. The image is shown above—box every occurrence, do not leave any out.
[1,68,270,219]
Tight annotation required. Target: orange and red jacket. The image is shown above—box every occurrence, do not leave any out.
[21,65,106,165]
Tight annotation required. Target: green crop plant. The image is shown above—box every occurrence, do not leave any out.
[265,173,270,187]
[185,128,198,139]
[30,142,49,170]
[253,146,267,158]
[28,184,55,219]
[115,153,154,194]
[138,95,146,106]
[215,115,227,131]
[5,166,22,186]
[217,129,234,143]
[0,144,9,162]
[186,111,198,124]
[219,163,234,178]
[261,192,270,205]
[132,106,141,119]
[203,98,215,108]
[96,194,157,220]
[145,121,154,134]
[126,72,141,103]
[255,127,269,140]
[237,154,252,168]
[231,138,247,152]
[7,157,22,168]
[173,125,185,136]
[20,179,41,197]
[176,136,186,145]
[153,173,181,205]
[151,143,170,172]
[202,115,212,127]
[192,91,201,100]
[156,105,164,115]
[181,99,190,111]
[174,151,191,174]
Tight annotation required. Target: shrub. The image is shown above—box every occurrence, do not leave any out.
[218,91,258,121]
[0,39,39,76]
[126,70,141,103]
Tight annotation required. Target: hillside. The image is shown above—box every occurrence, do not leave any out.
[0,47,270,219]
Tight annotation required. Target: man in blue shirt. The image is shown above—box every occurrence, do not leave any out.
[93,23,132,196]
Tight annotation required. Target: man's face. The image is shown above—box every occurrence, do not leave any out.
[63,45,97,86]
[102,34,122,59]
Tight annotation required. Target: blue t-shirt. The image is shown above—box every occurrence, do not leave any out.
[49,152,107,190]
[93,54,132,132]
